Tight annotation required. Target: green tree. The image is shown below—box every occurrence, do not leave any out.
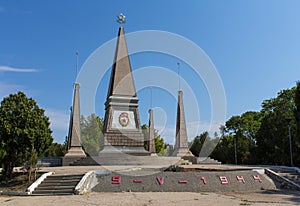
[226,112,261,141]
[45,142,66,157]
[223,111,261,164]
[256,88,297,165]
[155,135,166,155]
[190,132,208,157]
[211,133,235,164]
[0,92,53,176]
[295,81,300,165]
[80,114,103,156]
[142,124,149,151]
[141,124,167,155]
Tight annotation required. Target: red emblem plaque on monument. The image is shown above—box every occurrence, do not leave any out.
[119,112,129,127]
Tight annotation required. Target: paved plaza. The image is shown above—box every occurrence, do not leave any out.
[1,190,300,206]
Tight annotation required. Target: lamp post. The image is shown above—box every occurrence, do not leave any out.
[234,136,237,165]
[286,118,294,167]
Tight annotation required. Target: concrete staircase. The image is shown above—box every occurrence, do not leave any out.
[32,174,84,195]
[197,157,221,164]
[270,167,300,185]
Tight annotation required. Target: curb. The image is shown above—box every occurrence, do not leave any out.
[26,171,54,194]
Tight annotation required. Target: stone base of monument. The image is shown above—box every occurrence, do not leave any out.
[63,156,84,166]
[172,147,193,157]
[63,147,87,166]
[92,147,182,166]
[172,148,197,164]
[94,155,182,166]
[100,146,150,156]
[74,169,276,194]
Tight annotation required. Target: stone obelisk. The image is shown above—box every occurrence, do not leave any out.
[63,83,86,165]
[100,14,149,156]
[148,109,157,155]
[172,90,194,157]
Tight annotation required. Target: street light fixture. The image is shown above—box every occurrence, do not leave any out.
[234,136,237,165]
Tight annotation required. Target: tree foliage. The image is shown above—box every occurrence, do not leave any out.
[80,114,103,156]
[256,88,297,165]
[0,92,53,176]
[45,142,66,157]
[207,85,300,166]
[190,132,207,156]
[210,133,234,164]
[142,124,167,155]
[223,111,260,164]
[295,81,300,163]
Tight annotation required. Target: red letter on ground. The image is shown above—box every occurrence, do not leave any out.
[178,180,188,184]
[219,176,229,184]
[156,177,164,185]
[112,176,121,184]
[133,179,142,183]
[253,175,262,183]
[236,176,245,184]
[201,176,207,185]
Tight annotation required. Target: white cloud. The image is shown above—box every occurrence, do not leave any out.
[45,109,69,131]
[0,66,38,73]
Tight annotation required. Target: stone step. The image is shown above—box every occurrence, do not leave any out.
[46,175,83,179]
[39,181,80,187]
[271,168,298,174]
[44,177,82,182]
[32,189,74,194]
[268,168,300,190]
[31,174,84,196]
[31,193,74,196]
[36,185,76,190]
[197,157,221,165]
[284,175,300,179]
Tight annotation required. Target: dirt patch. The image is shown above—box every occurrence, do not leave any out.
[0,173,41,192]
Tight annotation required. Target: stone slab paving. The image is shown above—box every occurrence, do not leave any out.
[1,191,300,206]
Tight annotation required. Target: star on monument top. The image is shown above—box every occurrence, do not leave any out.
[117,13,126,24]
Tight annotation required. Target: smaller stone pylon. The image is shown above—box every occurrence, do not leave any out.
[148,109,157,155]
[172,90,194,157]
[63,83,86,165]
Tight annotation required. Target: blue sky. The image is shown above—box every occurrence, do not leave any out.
[0,1,300,144]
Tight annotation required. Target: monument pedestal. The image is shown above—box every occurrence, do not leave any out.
[99,146,149,156]
[94,153,181,166]
[63,147,86,166]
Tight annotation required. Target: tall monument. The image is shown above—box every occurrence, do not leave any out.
[100,14,149,156]
[148,109,157,155]
[63,83,86,165]
[172,90,194,157]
